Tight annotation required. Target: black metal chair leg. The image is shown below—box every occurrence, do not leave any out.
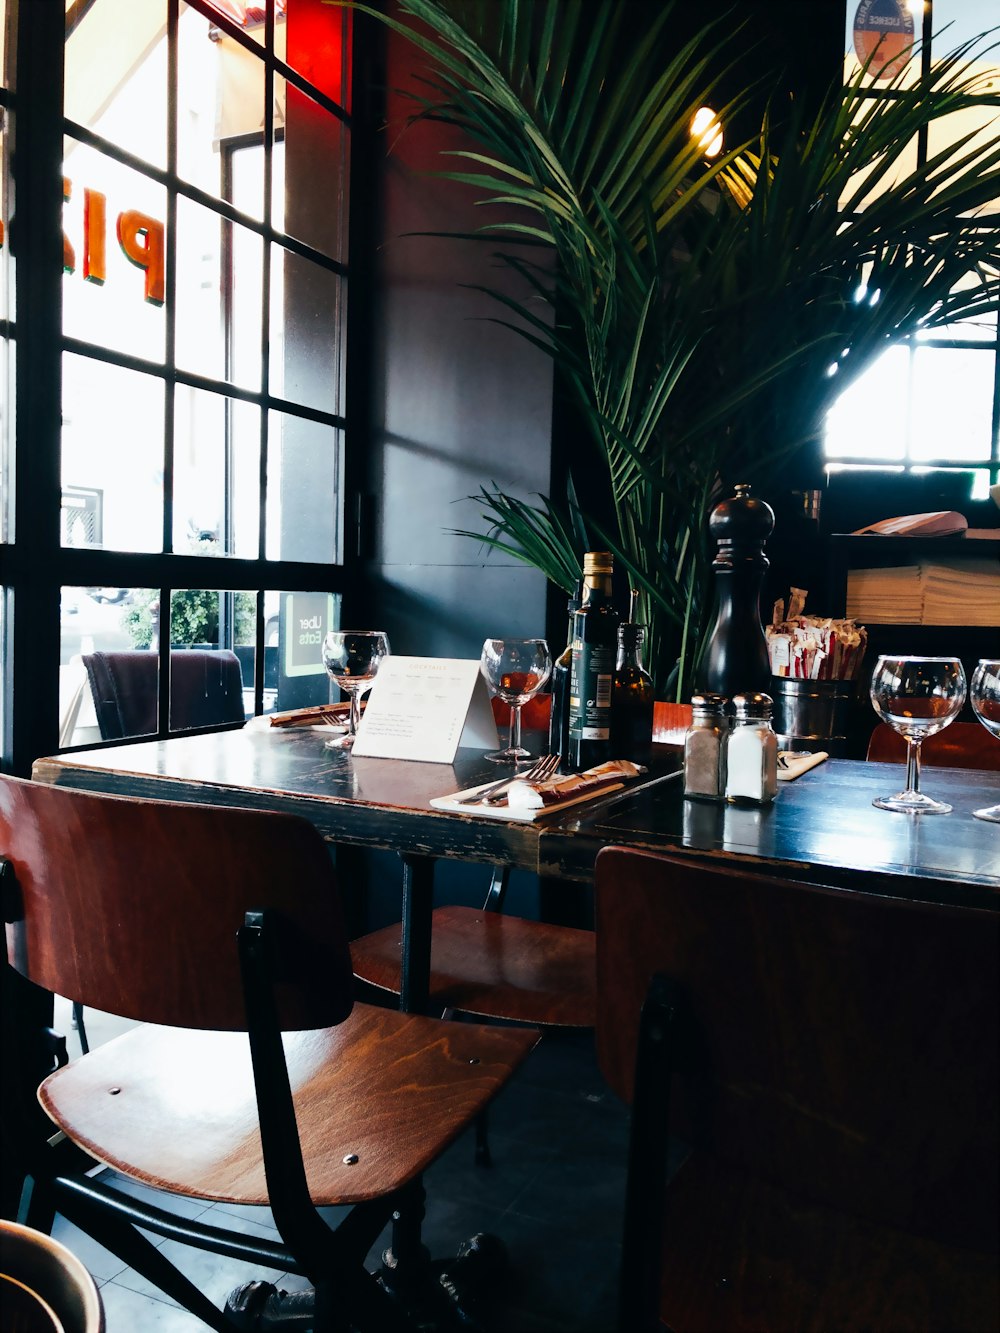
[474,1109,492,1167]
[55,1189,237,1333]
[71,1000,90,1055]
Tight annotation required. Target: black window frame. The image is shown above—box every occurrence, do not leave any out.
[1,0,371,776]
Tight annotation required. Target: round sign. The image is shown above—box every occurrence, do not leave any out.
[853,0,915,81]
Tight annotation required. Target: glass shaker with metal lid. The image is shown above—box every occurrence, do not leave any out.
[683,692,727,800]
[724,691,778,804]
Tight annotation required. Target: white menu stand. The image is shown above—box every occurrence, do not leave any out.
[352,656,499,763]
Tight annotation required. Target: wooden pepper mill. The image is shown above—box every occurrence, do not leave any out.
[698,482,775,698]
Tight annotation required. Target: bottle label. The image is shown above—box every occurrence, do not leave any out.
[569,640,614,739]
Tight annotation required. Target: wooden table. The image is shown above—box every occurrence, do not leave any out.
[33,729,1000,1007]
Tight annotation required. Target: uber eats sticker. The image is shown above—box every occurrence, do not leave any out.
[283,593,337,677]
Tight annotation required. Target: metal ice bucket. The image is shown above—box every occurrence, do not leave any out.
[771,677,856,758]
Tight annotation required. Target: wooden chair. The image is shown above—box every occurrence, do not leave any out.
[0,776,537,1333]
[71,649,247,1056]
[351,691,596,1028]
[866,719,999,770]
[351,699,692,1030]
[595,846,999,1333]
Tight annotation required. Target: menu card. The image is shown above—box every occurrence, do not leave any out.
[352,656,499,763]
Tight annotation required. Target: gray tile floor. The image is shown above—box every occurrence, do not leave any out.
[50,999,630,1332]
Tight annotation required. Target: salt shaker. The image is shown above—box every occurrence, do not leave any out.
[724,692,778,804]
[683,692,727,800]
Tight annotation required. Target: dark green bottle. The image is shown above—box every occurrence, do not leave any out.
[568,552,619,770]
[548,581,582,762]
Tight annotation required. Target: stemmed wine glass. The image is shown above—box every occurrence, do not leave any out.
[970,659,1000,823]
[869,655,967,814]
[480,638,552,763]
[321,630,390,750]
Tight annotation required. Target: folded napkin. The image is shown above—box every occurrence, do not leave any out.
[776,750,828,781]
[507,760,646,812]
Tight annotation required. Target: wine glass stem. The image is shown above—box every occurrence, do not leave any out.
[905,737,922,794]
[509,703,522,754]
[349,687,362,738]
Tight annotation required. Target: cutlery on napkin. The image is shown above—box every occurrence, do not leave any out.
[776,750,828,781]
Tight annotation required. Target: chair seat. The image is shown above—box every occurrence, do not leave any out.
[39,1002,538,1207]
[351,906,596,1027]
[658,1155,999,1333]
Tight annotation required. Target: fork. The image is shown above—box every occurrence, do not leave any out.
[458,753,561,805]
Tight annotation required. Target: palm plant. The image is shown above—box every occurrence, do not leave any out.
[350,0,1000,696]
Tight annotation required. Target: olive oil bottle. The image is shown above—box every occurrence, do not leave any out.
[568,552,619,769]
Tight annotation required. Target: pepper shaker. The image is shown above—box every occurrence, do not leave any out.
[683,692,727,800]
[724,692,778,804]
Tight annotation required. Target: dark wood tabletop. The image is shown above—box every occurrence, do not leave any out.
[33,728,998,904]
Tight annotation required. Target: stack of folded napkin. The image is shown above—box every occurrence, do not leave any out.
[506,759,645,811]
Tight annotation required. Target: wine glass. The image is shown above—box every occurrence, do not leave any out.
[869,655,967,814]
[480,638,552,763]
[321,630,390,749]
[970,659,1000,823]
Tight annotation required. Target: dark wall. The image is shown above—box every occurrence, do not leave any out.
[357,12,554,662]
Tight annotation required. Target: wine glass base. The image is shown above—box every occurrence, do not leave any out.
[325,734,355,750]
[485,747,532,764]
[973,804,1000,823]
[873,791,952,815]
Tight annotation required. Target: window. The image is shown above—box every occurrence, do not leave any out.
[826,0,1000,503]
[1,0,358,771]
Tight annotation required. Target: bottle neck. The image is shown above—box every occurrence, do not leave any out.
[581,573,613,606]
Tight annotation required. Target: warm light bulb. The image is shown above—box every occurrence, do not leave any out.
[691,106,723,159]
[905,0,925,16]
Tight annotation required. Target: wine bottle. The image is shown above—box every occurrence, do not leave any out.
[568,552,619,769]
[611,622,654,766]
[548,581,582,762]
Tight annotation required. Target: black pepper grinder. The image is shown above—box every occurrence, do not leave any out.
[698,482,775,697]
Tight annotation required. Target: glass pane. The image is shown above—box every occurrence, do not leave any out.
[824,344,910,461]
[271,244,344,414]
[173,387,261,557]
[285,0,350,112]
[62,139,168,361]
[282,84,348,263]
[60,585,157,746]
[175,197,263,391]
[65,0,168,170]
[929,0,998,55]
[177,2,261,211]
[916,310,998,344]
[910,346,995,461]
[61,354,164,552]
[231,139,283,233]
[266,410,342,563]
[181,0,285,220]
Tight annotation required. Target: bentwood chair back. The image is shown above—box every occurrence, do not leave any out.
[866,719,999,769]
[595,846,1000,1333]
[352,691,596,1028]
[0,776,537,1333]
[350,700,692,1030]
